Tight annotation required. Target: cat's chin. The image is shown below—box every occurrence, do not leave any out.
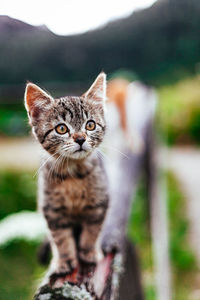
[67,150,90,160]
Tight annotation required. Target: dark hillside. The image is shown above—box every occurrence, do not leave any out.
[0,15,49,35]
[1,0,200,102]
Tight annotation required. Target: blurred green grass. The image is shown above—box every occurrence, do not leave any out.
[0,171,36,220]
[0,104,28,136]
[0,170,45,300]
[0,241,46,300]
[128,182,155,299]
[157,76,200,145]
[128,173,198,300]
[167,173,198,300]
[0,170,198,299]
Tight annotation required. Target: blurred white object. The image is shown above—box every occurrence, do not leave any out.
[0,211,47,247]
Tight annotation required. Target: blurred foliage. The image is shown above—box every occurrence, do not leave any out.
[128,182,156,299]
[168,172,196,271]
[0,104,28,136]
[0,241,45,300]
[128,182,153,269]
[157,76,200,145]
[0,169,40,300]
[108,69,139,82]
[128,172,198,300]
[0,170,36,220]
[167,172,198,300]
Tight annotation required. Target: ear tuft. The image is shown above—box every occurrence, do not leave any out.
[24,83,52,115]
[84,72,106,102]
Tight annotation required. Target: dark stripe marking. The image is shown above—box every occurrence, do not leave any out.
[79,247,93,254]
[97,123,105,131]
[61,112,66,121]
[65,107,73,119]
[84,214,105,225]
[84,201,108,211]
[47,219,73,230]
[41,128,54,144]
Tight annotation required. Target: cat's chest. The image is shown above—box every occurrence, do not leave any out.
[52,177,95,212]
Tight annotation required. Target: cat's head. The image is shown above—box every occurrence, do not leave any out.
[24,73,106,160]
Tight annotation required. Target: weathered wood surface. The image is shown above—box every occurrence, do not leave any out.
[35,239,143,300]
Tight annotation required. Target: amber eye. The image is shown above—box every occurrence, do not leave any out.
[86,120,96,131]
[55,124,68,135]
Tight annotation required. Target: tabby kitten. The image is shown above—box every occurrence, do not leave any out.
[24,73,109,279]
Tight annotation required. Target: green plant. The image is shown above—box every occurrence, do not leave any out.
[128,182,155,299]
[0,170,36,220]
[0,104,28,136]
[167,172,198,300]
[0,170,43,300]
[128,173,198,300]
[157,76,200,145]
[0,240,46,300]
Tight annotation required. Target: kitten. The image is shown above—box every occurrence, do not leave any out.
[24,73,109,280]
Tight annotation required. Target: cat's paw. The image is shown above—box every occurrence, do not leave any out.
[49,258,78,286]
[57,257,77,274]
[79,247,97,265]
[79,248,96,277]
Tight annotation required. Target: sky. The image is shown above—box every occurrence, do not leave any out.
[1,0,156,35]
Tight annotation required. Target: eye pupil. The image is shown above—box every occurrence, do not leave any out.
[86,120,96,131]
[56,124,68,134]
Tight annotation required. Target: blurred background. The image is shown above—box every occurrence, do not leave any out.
[0,0,200,299]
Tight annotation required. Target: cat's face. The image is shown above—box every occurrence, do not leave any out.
[24,73,106,160]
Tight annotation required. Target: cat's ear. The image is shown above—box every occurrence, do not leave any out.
[24,83,53,118]
[84,72,106,102]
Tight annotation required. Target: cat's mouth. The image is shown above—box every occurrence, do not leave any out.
[72,147,88,159]
[74,147,86,153]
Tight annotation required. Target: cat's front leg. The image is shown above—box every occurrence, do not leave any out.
[49,228,77,276]
[79,222,102,266]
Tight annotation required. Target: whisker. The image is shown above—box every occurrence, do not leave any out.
[62,145,73,150]
[96,151,108,166]
[66,156,75,179]
[96,149,111,163]
[101,144,129,159]
[33,150,60,178]
[47,153,62,182]
[60,152,67,181]
[56,155,65,182]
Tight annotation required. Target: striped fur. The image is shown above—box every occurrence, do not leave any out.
[25,73,109,278]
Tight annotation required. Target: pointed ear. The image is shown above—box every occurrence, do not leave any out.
[24,83,53,118]
[84,72,106,102]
